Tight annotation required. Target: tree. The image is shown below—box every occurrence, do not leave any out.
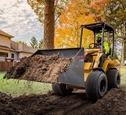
[89,0,126,63]
[27,0,67,23]
[44,0,54,49]
[30,37,38,49]
[17,41,27,45]
[89,0,110,22]
[54,0,95,48]
[27,0,67,49]
[39,39,44,49]
[104,0,126,64]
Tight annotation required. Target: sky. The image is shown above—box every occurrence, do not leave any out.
[0,0,43,45]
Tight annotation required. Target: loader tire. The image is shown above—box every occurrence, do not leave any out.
[52,84,73,96]
[86,71,108,101]
[106,69,120,90]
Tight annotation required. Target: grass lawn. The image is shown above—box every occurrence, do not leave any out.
[0,72,52,97]
[0,72,6,79]
[0,66,126,97]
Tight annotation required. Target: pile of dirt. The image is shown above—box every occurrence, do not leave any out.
[0,89,126,115]
[0,92,25,115]
[4,54,72,83]
[81,88,126,115]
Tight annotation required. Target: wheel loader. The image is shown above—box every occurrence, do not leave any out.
[5,22,121,101]
[32,22,120,101]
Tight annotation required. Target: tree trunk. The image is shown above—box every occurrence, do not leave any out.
[44,0,54,49]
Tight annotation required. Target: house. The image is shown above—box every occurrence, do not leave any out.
[0,30,37,62]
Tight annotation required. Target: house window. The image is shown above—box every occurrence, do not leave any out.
[11,54,14,58]
[0,52,8,57]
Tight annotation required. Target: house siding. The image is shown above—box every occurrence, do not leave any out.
[10,51,18,60]
[0,50,16,62]
[18,43,37,53]
[0,57,5,62]
[0,49,9,61]
[19,52,32,59]
[0,35,11,48]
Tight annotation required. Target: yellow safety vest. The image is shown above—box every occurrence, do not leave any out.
[103,41,110,54]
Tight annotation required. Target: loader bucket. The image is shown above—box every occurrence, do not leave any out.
[33,48,85,88]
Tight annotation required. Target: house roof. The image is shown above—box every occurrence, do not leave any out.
[0,30,14,38]
[0,41,37,54]
[11,41,37,53]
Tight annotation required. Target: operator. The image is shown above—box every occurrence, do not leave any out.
[96,33,110,56]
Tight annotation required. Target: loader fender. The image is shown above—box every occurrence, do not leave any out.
[92,67,105,73]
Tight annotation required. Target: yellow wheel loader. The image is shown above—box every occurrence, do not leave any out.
[32,22,121,101]
[5,22,120,101]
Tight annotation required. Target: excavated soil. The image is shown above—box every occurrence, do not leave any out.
[0,88,126,115]
[2,54,126,114]
[4,54,72,83]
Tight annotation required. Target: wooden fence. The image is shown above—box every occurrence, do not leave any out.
[0,62,13,72]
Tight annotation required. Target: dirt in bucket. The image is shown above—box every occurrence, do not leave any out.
[4,54,72,83]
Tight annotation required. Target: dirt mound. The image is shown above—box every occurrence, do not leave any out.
[0,92,25,115]
[81,88,126,115]
[4,54,72,83]
[0,89,126,115]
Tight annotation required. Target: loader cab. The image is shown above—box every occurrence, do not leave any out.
[80,22,114,58]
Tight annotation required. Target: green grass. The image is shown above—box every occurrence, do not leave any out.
[0,72,52,97]
[0,66,126,97]
[0,72,6,79]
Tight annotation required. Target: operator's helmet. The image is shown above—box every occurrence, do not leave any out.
[96,33,102,38]
[96,33,102,43]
